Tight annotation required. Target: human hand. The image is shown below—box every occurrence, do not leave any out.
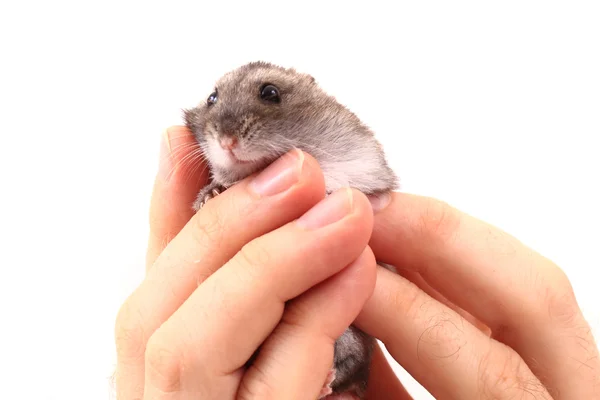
[113,127,377,399]
[356,193,600,399]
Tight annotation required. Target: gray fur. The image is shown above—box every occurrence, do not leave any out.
[184,61,399,398]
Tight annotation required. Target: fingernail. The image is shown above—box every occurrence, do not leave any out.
[297,188,354,229]
[367,192,391,213]
[158,129,173,180]
[250,149,303,196]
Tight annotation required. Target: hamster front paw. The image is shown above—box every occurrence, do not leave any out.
[193,182,227,211]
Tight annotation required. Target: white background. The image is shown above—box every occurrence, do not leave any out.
[1,1,599,399]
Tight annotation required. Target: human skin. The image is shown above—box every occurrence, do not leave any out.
[114,126,599,399]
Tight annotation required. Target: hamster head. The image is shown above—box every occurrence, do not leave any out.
[184,61,319,182]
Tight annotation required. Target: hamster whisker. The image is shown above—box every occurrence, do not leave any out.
[184,156,210,186]
[166,143,205,180]
[171,149,203,174]
[177,146,205,171]
[179,147,209,185]
[168,141,200,159]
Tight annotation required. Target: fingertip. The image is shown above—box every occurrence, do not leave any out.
[368,192,434,267]
[347,188,375,243]
[334,246,377,301]
[355,188,376,219]
[296,149,327,198]
[147,126,209,270]
[164,125,194,142]
[307,246,378,337]
[166,125,193,134]
[238,148,325,210]
[161,126,193,160]
[349,246,378,300]
[367,191,392,213]
[353,266,401,338]
[365,246,378,293]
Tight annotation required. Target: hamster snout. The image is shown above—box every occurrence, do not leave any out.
[218,136,238,151]
[203,117,275,177]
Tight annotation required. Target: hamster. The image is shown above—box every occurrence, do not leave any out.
[184,61,399,399]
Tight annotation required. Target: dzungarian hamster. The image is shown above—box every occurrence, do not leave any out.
[184,61,399,399]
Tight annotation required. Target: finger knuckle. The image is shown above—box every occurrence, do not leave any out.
[114,300,147,362]
[478,343,548,399]
[418,197,461,245]
[145,334,183,393]
[279,304,327,342]
[237,363,276,400]
[192,206,226,249]
[391,280,424,322]
[280,301,308,330]
[236,241,272,274]
[546,286,581,327]
[383,278,426,333]
[536,264,580,326]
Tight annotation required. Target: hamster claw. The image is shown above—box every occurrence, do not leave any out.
[200,191,217,208]
[199,192,216,209]
[318,368,336,398]
[194,183,227,211]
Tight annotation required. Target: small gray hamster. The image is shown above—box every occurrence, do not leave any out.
[184,61,399,399]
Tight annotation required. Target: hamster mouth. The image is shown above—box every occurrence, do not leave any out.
[229,152,253,164]
[209,140,271,173]
[227,150,262,166]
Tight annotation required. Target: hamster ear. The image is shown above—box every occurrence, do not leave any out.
[302,73,316,84]
[289,67,316,84]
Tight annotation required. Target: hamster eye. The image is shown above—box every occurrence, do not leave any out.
[259,84,281,103]
[207,91,218,106]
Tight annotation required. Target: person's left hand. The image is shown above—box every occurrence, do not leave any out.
[113,126,377,399]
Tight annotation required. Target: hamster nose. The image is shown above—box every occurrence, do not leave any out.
[219,137,238,150]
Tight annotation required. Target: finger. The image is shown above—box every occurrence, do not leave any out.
[146,126,209,271]
[355,267,552,399]
[395,268,491,336]
[238,247,376,399]
[364,343,413,400]
[143,188,374,398]
[369,192,600,398]
[114,149,325,400]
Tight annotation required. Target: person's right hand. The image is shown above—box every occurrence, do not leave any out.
[356,192,600,399]
[113,127,377,399]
